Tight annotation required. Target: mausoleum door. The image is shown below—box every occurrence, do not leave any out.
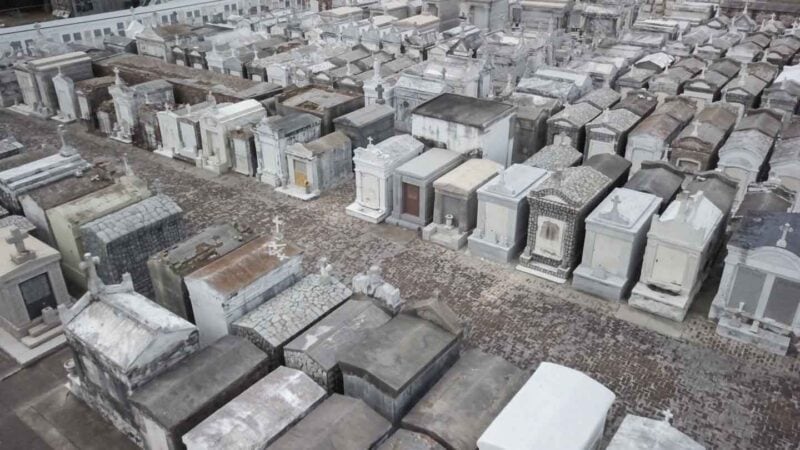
[19,273,56,320]
[294,160,309,187]
[403,183,420,217]
[362,174,380,209]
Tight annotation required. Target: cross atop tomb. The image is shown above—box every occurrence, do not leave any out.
[777,222,794,248]
[113,67,124,87]
[80,252,103,295]
[367,136,374,147]
[266,240,287,260]
[319,257,333,283]
[662,409,674,424]
[273,216,285,241]
[6,227,36,264]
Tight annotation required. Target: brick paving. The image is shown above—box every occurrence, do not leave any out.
[2,110,800,449]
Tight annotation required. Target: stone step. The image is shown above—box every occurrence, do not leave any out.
[27,321,57,338]
[21,325,63,349]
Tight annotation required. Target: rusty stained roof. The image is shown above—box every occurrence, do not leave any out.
[186,236,302,297]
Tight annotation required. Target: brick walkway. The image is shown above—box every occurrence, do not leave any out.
[2,111,800,449]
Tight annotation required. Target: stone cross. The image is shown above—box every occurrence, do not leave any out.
[367,136,374,147]
[266,240,287,260]
[80,252,103,295]
[319,257,333,283]
[114,67,124,87]
[662,409,674,424]
[6,227,36,264]
[777,222,793,248]
[273,216,284,241]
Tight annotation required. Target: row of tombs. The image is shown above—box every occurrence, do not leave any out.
[56,232,706,450]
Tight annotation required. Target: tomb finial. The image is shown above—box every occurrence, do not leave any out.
[777,222,794,248]
[272,215,285,241]
[113,67,125,87]
[367,136,374,147]
[662,409,674,424]
[80,252,103,296]
[599,194,628,224]
[57,125,77,157]
[122,153,134,176]
[6,227,36,264]
[319,257,334,283]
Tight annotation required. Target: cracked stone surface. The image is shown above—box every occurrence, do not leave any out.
[2,111,800,449]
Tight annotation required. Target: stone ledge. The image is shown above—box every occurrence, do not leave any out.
[0,326,66,366]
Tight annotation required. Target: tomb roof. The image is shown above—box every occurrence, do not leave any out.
[729,212,800,256]
[631,114,682,140]
[523,142,582,171]
[0,215,35,234]
[182,367,325,449]
[478,362,615,450]
[480,164,550,199]
[587,108,641,133]
[588,187,661,230]
[412,94,515,129]
[81,195,181,243]
[74,76,116,92]
[150,223,254,276]
[736,109,782,137]
[657,191,723,241]
[298,131,351,156]
[281,88,357,110]
[434,159,502,196]
[378,429,445,449]
[337,314,459,395]
[63,290,196,373]
[185,236,301,298]
[395,148,463,179]
[232,273,352,350]
[606,415,704,450]
[402,349,525,450]
[129,335,268,429]
[771,137,800,165]
[719,129,776,161]
[284,299,390,373]
[614,91,658,117]
[737,188,794,217]
[532,165,610,206]
[548,102,602,127]
[577,87,621,110]
[19,166,114,211]
[270,394,391,450]
[624,161,685,203]
[259,113,321,136]
[334,103,394,127]
[684,171,738,215]
[353,135,423,166]
[585,154,631,182]
[0,226,59,276]
[515,77,582,102]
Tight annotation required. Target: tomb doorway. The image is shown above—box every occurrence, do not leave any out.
[403,183,420,217]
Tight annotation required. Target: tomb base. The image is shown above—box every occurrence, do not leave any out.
[174,149,200,164]
[51,115,76,124]
[8,104,52,119]
[346,202,389,223]
[421,223,469,250]
[467,235,520,264]
[628,282,697,322]
[515,262,569,284]
[153,147,175,159]
[66,372,142,446]
[715,315,791,356]
[259,172,284,187]
[572,265,631,301]
[109,134,133,144]
[276,184,320,201]
[385,215,426,231]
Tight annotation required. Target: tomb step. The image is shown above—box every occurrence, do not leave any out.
[21,325,64,349]
[27,321,58,338]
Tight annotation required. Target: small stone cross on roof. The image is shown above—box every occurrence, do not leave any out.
[662,408,674,424]
[80,252,102,295]
[777,222,794,248]
[6,227,36,264]
[272,216,285,240]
